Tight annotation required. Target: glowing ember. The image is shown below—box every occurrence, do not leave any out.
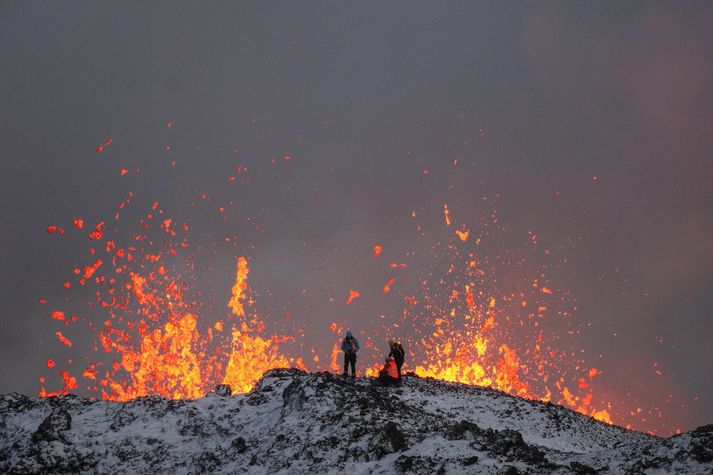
[345,289,360,305]
[55,331,72,347]
[222,330,290,394]
[46,213,297,401]
[399,207,615,425]
[88,221,105,240]
[81,259,103,284]
[96,137,112,153]
[373,244,382,258]
[38,155,660,433]
[227,257,249,317]
[106,313,205,400]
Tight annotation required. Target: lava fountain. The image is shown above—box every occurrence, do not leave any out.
[39,154,668,433]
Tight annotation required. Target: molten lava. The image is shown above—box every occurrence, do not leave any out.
[96,256,297,401]
[38,149,670,432]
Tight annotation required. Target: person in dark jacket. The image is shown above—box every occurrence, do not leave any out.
[388,340,405,380]
[341,331,360,377]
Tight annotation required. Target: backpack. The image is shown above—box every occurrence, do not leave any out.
[345,337,356,353]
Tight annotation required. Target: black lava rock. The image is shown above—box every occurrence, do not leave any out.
[570,461,598,474]
[231,436,247,453]
[32,409,71,443]
[214,384,232,397]
[368,421,407,459]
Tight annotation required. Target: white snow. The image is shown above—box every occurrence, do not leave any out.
[0,369,710,474]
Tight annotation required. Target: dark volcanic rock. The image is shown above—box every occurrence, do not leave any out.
[395,454,445,474]
[689,424,713,463]
[282,378,307,412]
[214,384,232,397]
[570,461,598,474]
[0,369,707,474]
[231,436,247,453]
[483,428,550,467]
[32,409,71,443]
[446,419,482,440]
[368,421,407,459]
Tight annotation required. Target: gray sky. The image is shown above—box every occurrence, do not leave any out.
[1,2,711,434]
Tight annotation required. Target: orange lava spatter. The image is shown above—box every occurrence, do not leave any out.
[41,196,297,401]
[39,179,654,430]
[43,200,613,425]
[97,256,294,401]
[397,206,613,424]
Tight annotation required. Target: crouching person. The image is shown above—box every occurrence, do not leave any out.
[388,340,405,380]
[378,357,400,386]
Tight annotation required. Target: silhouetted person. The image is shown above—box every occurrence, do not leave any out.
[341,331,360,377]
[388,340,405,380]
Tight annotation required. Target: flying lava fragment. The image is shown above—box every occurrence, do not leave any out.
[345,289,360,305]
[96,138,112,153]
[373,244,382,258]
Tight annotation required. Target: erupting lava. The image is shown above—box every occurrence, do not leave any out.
[40,193,301,401]
[94,254,297,401]
[39,143,672,433]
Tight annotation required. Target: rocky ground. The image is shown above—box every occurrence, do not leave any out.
[0,368,711,474]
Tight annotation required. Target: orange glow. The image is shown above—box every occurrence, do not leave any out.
[227,257,249,317]
[56,331,72,347]
[373,244,382,258]
[329,343,340,372]
[81,259,103,283]
[82,367,97,380]
[88,221,105,240]
[96,137,112,153]
[61,253,299,401]
[40,370,77,397]
[38,189,656,433]
[408,210,615,427]
[107,313,205,400]
[455,229,469,242]
[221,257,293,393]
[222,329,290,394]
[345,289,360,305]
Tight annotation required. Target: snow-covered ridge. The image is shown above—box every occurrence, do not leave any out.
[0,369,711,474]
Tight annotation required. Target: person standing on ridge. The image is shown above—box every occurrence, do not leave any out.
[388,340,405,380]
[341,331,360,378]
